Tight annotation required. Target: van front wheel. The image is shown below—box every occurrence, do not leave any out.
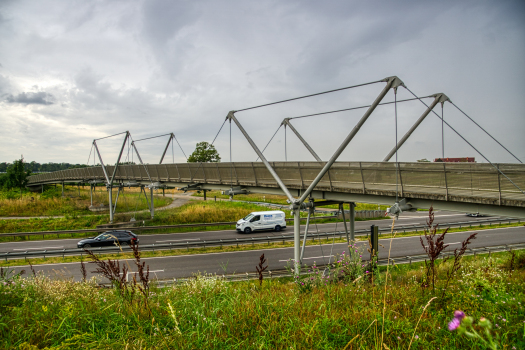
[274,225,281,232]
[244,227,252,234]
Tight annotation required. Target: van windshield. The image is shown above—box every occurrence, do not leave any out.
[243,214,254,221]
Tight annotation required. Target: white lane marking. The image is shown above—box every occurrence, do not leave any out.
[6,226,523,268]
[156,238,201,243]
[279,255,334,262]
[120,270,164,275]
[447,242,462,245]
[13,246,64,250]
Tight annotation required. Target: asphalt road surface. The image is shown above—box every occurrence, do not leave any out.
[0,211,513,253]
[7,225,524,282]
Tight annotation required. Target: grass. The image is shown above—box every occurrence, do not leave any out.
[0,186,172,217]
[1,246,524,349]
[1,220,522,267]
[0,200,284,237]
[193,190,389,210]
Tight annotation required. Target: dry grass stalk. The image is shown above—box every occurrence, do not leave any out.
[381,217,397,346]
[255,253,268,287]
[408,297,437,350]
[420,206,448,291]
[440,232,478,299]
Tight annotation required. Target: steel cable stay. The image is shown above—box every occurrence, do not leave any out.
[188,118,228,182]
[255,124,282,162]
[286,96,428,121]
[405,87,525,196]
[234,79,384,113]
[395,91,400,197]
[450,101,522,164]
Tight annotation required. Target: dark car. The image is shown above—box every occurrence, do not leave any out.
[77,230,139,249]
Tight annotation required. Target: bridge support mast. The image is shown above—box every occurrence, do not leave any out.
[349,202,355,241]
[150,187,154,218]
[383,93,449,161]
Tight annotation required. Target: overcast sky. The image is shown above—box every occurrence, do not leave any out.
[1,0,524,165]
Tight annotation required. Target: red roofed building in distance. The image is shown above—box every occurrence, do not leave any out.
[433,157,476,163]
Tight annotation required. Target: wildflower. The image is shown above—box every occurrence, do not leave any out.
[448,310,465,331]
[415,335,419,340]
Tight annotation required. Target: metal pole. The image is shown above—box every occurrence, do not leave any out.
[284,125,287,161]
[294,208,301,275]
[90,184,93,206]
[150,187,154,218]
[340,203,349,244]
[203,190,206,201]
[298,76,402,204]
[113,186,121,213]
[227,112,296,203]
[282,119,322,161]
[93,141,110,183]
[383,93,447,161]
[300,209,312,263]
[159,134,173,164]
[61,182,64,197]
[109,131,129,185]
[441,103,445,159]
[132,142,152,182]
[349,202,355,241]
[108,186,113,223]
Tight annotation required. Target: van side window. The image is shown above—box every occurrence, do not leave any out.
[250,215,260,222]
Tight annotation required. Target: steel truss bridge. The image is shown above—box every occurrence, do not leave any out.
[25,76,525,273]
[27,161,525,218]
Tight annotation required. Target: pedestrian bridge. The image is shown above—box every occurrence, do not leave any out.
[27,161,525,218]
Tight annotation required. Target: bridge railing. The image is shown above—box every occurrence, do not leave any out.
[27,161,525,206]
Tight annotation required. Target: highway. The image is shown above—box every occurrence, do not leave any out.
[6,225,524,282]
[0,211,513,253]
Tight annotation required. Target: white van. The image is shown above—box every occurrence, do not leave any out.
[236,211,287,234]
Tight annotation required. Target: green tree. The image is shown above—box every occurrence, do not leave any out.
[6,156,31,195]
[187,142,221,163]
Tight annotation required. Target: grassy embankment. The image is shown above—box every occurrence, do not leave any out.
[193,190,389,211]
[0,186,172,217]
[0,196,388,242]
[1,245,523,349]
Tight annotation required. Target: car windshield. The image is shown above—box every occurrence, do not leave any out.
[243,214,254,221]
[96,233,113,240]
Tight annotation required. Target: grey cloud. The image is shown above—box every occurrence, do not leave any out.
[6,91,55,105]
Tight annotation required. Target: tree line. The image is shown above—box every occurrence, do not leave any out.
[0,142,220,193]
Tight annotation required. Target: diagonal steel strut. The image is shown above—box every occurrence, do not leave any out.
[297,76,404,204]
[226,111,296,203]
[383,93,449,161]
[282,118,322,162]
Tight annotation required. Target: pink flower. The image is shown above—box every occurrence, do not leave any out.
[448,310,465,331]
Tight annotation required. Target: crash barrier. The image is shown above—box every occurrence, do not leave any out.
[0,215,337,239]
[1,218,521,261]
[108,242,525,287]
[337,210,385,219]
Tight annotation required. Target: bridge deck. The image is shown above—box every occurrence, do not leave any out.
[27,162,525,209]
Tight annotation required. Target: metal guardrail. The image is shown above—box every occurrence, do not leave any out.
[1,217,522,261]
[0,215,338,238]
[140,242,525,287]
[0,215,519,239]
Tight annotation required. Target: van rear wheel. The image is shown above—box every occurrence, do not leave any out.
[244,227,252,234]
[274,225,281,232]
